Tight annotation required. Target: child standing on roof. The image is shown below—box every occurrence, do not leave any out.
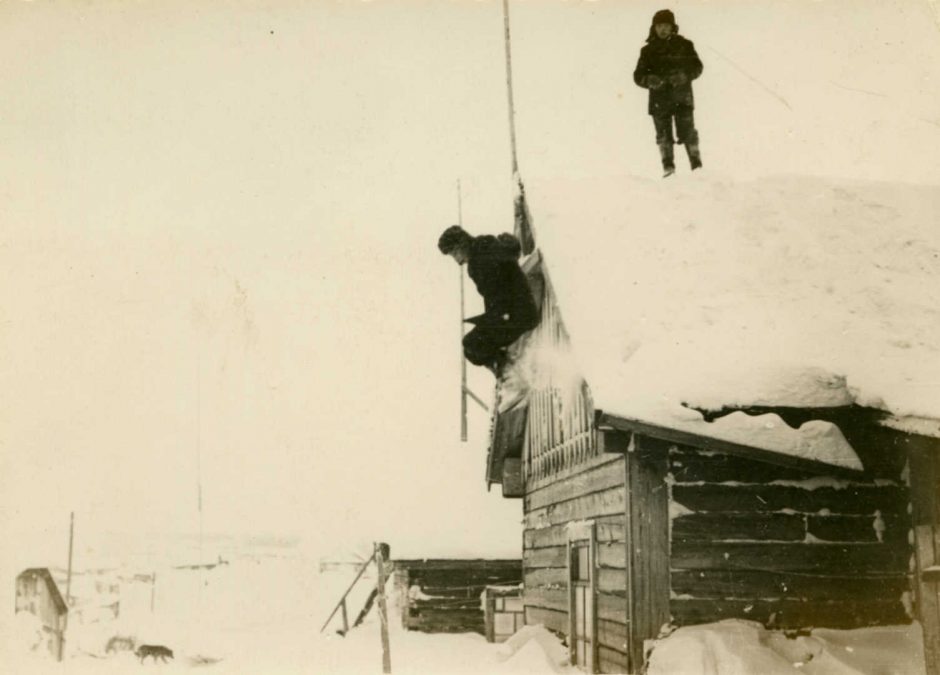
[633,9,704,177]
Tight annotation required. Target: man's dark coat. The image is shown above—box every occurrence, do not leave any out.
[633,32,704,116]
[465,233,538,334]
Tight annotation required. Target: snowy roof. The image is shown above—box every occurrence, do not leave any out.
[523,174,940,464]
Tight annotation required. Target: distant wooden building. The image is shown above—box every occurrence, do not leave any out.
[15,568,69,661]
[480,188,940,674]
[391,559,521,635]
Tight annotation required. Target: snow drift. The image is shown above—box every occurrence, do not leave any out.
[646,619,925,675]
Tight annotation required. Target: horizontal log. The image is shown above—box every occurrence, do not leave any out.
[672,484,908,515]
[524,567,567,589]
[411,598,481,611]
[525,488,626,529]
[597,568,627,594]
[671,569,911,602]
[670,449,815,484]
[409,593,490,605]
[522,560,627,591]
[524,544,625,572]
[527,451,622,494]
[597,619,629,654]
[524,515,625,550]
[598,592,627,624]
[394,559,521,571]
[671,542,910,574]
[922,568,940,583]
[417,583,520,596]
[670,598,911,629]
[406,608,484,634]
[524,606,567,635]
[524,587,567,613]
[672,513,805,542]
[597,543,627,569]
[409,568,522,589]
[524,588,626,623]
[525,547,567,569]
[526,458,626,512]
[807,513,910,543]
[524,526,567,551]
[408,621,484,634]
[598,645,630,674]
[408,566,521,579]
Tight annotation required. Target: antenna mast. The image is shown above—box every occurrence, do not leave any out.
[502,0,520,175]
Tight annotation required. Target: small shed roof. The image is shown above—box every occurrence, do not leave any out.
[17,568,68,615]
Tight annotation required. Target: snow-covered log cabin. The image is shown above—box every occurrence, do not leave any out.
[484,175,940,674]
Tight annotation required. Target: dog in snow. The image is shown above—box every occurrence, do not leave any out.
[135,644,174,663]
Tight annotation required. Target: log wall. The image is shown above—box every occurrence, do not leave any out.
[668,442,913,629]
[523,453,629,673]
[394,560,522,634]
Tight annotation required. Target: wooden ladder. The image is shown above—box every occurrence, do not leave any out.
[320,543,391,636]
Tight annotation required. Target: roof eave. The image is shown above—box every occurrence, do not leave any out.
[596,410,866,478]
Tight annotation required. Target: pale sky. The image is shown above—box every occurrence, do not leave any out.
[2,0,939,564]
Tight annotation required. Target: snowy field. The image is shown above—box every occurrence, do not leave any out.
[0,536,925,674]
[0,538,572,675]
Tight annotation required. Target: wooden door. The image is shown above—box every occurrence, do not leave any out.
[569,524,597,673]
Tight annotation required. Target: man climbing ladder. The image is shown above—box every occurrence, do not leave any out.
[438,225,538,377]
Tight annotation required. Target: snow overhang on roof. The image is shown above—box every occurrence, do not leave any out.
[596,410,865,476]
[879,415,940,440]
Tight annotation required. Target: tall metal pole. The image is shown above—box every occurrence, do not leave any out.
[502,0,520,175]
[458,180,468,442]
[66,511,74,605]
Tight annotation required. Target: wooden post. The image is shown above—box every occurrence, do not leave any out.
[624,436,670,674]
[375,542,392,674]
[56,627,65,662]
[484,590,495,643]
[590,524,599,674]
[341,598,349,635]
[567,543,576,666]
[66,512,74,605]
[909,439,940,675]
[150,572,156,613]
[622,443,637,674]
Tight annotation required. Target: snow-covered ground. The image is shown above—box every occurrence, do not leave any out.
[0,539,573,675]
[1,536,927,674]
